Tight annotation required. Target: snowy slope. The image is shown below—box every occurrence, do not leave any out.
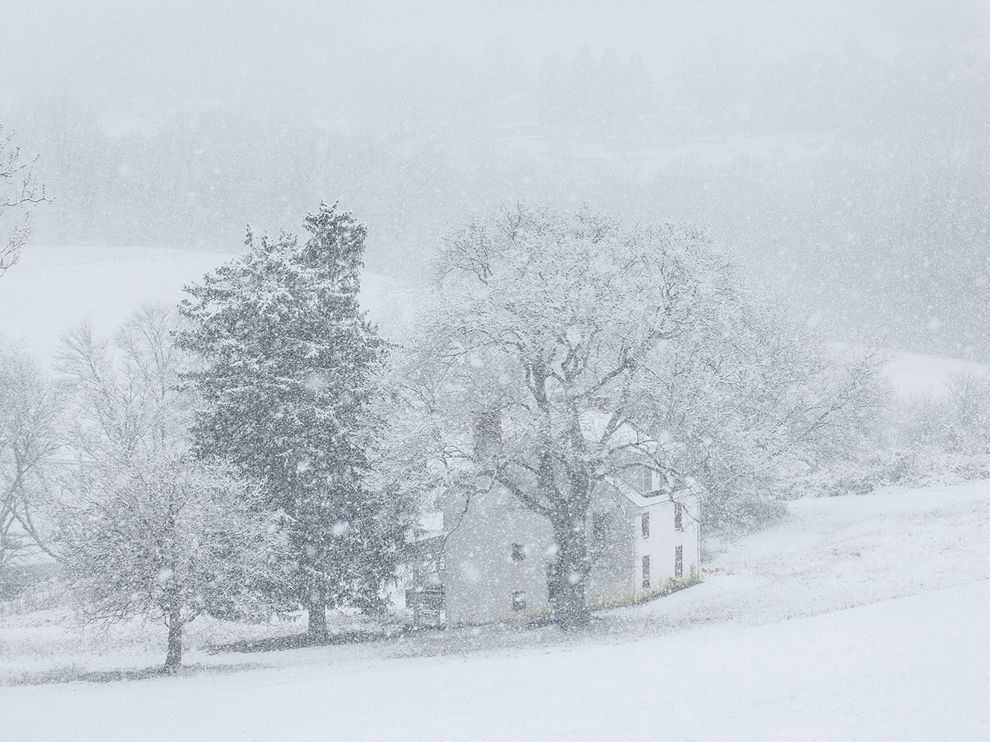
[0,245,414,361]
[7,582,990,742]
[881,349,990,397]
[4,244,986,397]
[2,480,989,741]
[5,246,984,398]
[4,584,988,742]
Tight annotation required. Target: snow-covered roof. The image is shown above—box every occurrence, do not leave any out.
[578,408,672,449]
[410,511,445,542]
[602,474,702,509]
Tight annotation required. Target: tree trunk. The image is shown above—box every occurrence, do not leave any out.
[307,591,328,641]
[549,515,592,629]
[163,602,183,674]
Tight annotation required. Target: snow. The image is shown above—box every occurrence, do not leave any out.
[4,588,986,741]
[881,349,990,398]
[3,479,989,740]
[3,244,982,401]
[0,245,413,361]
[2,243,988,739]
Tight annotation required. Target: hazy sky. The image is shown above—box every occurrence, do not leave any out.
[4,0,985,106]
[4,0,989,358]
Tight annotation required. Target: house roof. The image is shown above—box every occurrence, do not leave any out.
[578,408,680,453]
[602,473,702,509]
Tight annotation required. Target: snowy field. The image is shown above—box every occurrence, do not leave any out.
[2,479,989,741]
[882,349,990,397]
[4,8,987,741]
[0,244,416,359]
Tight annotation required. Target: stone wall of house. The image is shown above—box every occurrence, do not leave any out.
[442,487,556,625]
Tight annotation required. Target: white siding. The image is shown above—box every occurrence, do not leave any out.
[441,484,702,625]
[633,494,700,598]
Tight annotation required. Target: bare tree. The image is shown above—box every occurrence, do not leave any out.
[886,372,990,484]
[390,206,725,627]
[0,345,63,576]
[58,449,287,673]
[634,297,886,535]
[56,307,289,673]
[390,205,886,627]
[0,125,46,277]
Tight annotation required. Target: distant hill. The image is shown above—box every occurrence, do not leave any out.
[3,245,985,398]
[0,245,416,363]
[881,350,990,398]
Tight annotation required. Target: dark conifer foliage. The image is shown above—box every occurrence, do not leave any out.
[177,202,401,638]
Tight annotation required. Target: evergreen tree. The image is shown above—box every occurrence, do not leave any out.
[176,202,401,639]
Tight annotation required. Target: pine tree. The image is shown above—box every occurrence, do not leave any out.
[176,202,401,639]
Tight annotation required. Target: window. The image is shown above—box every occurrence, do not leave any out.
[674,546,683,578]
[592,513,610,543]
[641,555,651,589]
[640,466,653,493]
[674,502,684,532]
[472,409,501,457]
[641,512,650,538]
[511,543,526,562]
[512,591,527,611]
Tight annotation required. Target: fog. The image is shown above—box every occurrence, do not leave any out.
[3,0,989,357]
[6,6,990,735]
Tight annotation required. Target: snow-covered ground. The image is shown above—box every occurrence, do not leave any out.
[2,479,989,741]
[882,349,990,397]
[3,244,989,739]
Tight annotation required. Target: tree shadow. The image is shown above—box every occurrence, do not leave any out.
[208,627,401,654]
[2,661,262,687]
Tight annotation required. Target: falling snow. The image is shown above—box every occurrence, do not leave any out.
[1,2,989,741]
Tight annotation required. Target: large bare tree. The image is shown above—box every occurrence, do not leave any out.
[391,206,723,627]
[390,205,884,627]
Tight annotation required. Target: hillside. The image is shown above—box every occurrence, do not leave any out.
[2,245,986,399]
[3,479,989,741]
[0,245,415,360]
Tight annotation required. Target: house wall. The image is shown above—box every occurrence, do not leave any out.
[631,494,701,599]
[586,497,636,607]
[442,487,556,625]
[441,485,702,625]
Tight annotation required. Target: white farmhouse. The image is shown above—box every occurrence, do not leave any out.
[406,461,702,627]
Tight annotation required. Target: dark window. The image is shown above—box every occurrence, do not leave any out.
[641,512,650,538]
[511,543,526,562]
[512,591,527,611]
[674,546,683,578]
[641,466,653,493]
[642,555,651,589]
[674,502,684,532]
[472,409,501,457]
[592,513,609,543]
